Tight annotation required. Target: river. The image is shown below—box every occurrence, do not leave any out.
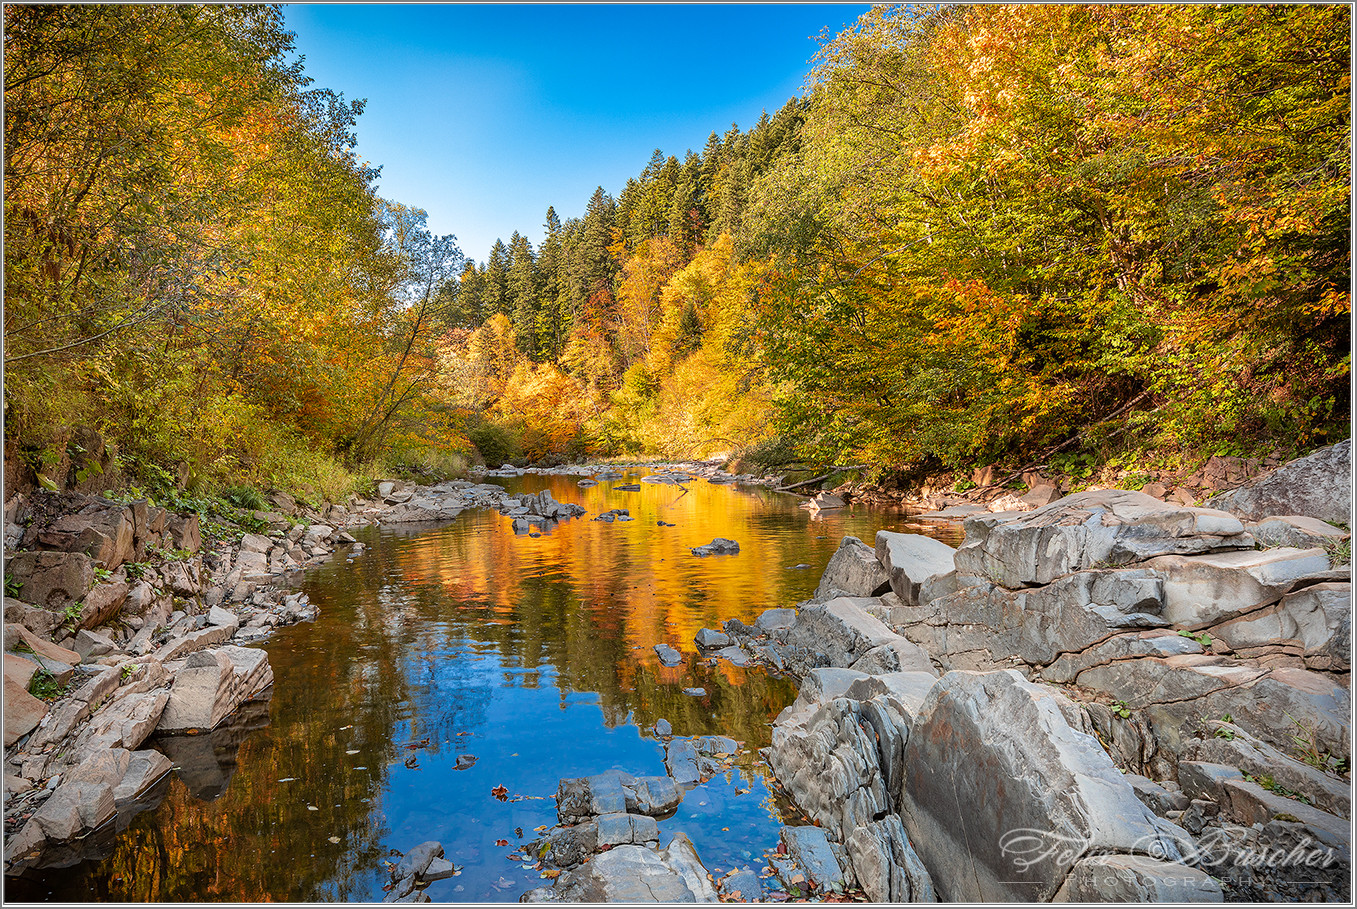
[8,471,959,902]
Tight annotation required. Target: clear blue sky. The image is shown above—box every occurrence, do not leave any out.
[283,4,870,262]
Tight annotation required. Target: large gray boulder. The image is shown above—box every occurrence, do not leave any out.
[782,597,910,676]
[953,490,1252,588]
[814,537,890,600]
[156,646,273,733]
[1147,547,1332,628]
[874,531,957,606]
[1207,439,1351,525]
[901,670,1182,902]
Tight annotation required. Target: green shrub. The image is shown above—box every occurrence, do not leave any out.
[467,421,520,467]
[220,485,267,511]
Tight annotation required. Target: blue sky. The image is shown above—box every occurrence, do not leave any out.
[283,4,871,262]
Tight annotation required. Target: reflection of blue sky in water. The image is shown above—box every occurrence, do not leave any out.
[10,472,957,901]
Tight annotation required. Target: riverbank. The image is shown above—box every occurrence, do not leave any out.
[3,444,1350,901]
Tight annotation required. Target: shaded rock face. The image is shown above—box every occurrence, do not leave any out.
[768,669,937,900]
[953,490,1252,588]
[901,670,1180,903]
[5,550,94,609]
[814,536,890,600]
[1074,655,1349,761]
[36,502,135,570]
[1207,439,1351,525]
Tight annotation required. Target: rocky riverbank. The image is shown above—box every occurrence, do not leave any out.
[1,460,781,875]
[4,445,1350,902]
[500,442,1352,903]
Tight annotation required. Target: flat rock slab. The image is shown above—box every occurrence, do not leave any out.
[954,490,1252,588]
[1220,779,1350,858]
[901,669,1179,902]
[1250,515,1350,549]
[1186,722,1351,819]
[1149,547,1332,628]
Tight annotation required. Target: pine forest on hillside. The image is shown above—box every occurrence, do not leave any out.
[4,4,1350,502]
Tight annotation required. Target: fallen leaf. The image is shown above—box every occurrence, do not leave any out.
[328,836,341,844]
[495,839,510,847]
[307,805,318,811]
[346,750,360,755]
[541,869,561,879]
[339,725,353,730]
[278,778,297,783]
[491,784,509,801]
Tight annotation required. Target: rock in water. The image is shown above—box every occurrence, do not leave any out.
[813,536,890,600]
[653,644,682,667]
[690,538,739,557]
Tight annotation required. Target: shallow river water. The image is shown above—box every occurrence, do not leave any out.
[9,471,958,902]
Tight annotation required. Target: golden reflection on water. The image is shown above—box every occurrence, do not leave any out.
[8,472,959,902]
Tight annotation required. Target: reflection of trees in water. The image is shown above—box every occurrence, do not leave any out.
[13,480,937,901]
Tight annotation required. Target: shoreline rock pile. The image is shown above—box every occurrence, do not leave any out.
[712,440,1351,903]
